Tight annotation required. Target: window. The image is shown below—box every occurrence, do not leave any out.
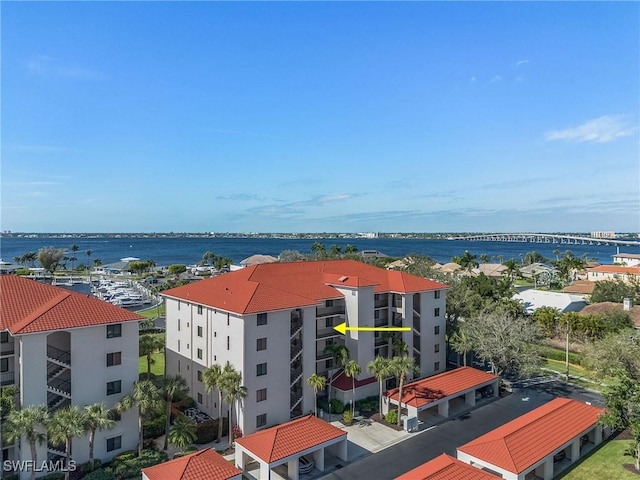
[434,308,440,317]
[214,355,217,362]
[197,393,203,404]
[178,319,181,331]
[434,290,441,299]
[197,326,203,337]
[214,332,217,337]
[326,317,334,328]
[434,344,440,353]
[326,300,334,307]
[374,310,380,319]
[178,340,181,352]
[106,436,122,452]
[257,313,267,326]
[257,338,267,351]
[434,362,440,371]
[374,294,380,301]
[106,352,121,367]
[0,358,8,372]
[178,361,181,372]
[106,324,121,338]
[434,325,440,335]
[257,388,267,402]
[0,332,8,343]
[227,336,230,350]
[256,413,267,428]
[197,305,203,315]
[197,348,203,360]
[227,314,230,326]
[106,380,121,396]
[256,363,267,376]
[197,370,203,382]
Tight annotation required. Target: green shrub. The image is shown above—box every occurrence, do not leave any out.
[329,399,344,414]
[173,446,198,459]
[318,398,330,414]
[77,459,103,476]
[110,449,168,480]
[111,451,136,463]
[143,413,167,439]
[195,418,227,444]
[537,345,581,365]
[385,410,398,424]
[342,410,353,425]
[16,268,30,276]
[355,395,378,414]
[82,469,117,480]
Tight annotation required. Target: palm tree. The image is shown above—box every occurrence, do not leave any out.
[450,328,474,366]
[139,334,165,379]
[117,380,162,455]
[390,356,415,426]
[344,360,361,416]
[344,244,358,254]
[203,362,234,442]
[480,254,490,264]
[84,403,116,471]
[306,374,327,416]
[162,375,189,450]
[452,250,478,270]
[4,406,49,480]
[323,343,349,407]
[310,242,326,259]
[329,245,342,258]
[222,370,247,446]
[167,416,197,454]
[367,356,392,418]
[48,406,87,480]
[85,250,92,268]
[502,258,520,283]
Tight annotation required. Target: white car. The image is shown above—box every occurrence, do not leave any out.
[299,456,315,474]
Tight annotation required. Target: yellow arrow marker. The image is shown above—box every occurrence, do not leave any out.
[333,322,411,335]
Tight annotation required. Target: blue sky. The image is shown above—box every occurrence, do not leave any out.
[2,2,639,233]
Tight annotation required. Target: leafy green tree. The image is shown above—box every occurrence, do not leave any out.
[84,403,116,471]
[117,380,163,456]
[452,250,478,270]
[591,279,640,304]
[523,251,546,265]
[0,385,19,419]
[279,250,304,262]
[598,372,640,471]
[502,258,520,282]
[480,254,490,264]
[162,375,189,450]
[344,360,361,416]
[389,356,416,426]
[128,260,154,276]
[450,326,474,366]
[85,250,92,269]
[306,374,327,416]
[201,251,215,265]
[582,330,640,381]
[324,343,349,407]
[533,306,562,337]
[167,264,187,275]
[553,250,585,281]
[4,405,49,480]
[139,334,165,379]
[49,406,87,480]
[168,416,197,453]
[367,356,392,417]
[37,247,65,274]
[213,256,232,270]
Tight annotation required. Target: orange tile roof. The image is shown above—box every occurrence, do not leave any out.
[0,275,143,335]
[588,265,640,274]
[162,260,448,315]
[142,448,242,480]
[235,414,346,464]
[457,398,603,474]
[395,453,500,480]
[386,367,498,408]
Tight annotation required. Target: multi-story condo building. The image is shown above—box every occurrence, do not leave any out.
[0,276,141,479]
[162,260,447,436]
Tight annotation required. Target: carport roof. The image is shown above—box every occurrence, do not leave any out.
[142,448,242,480]
[386,367,498,409]
[457,398,603,474]
[235,414,346,464]
[394,453,499,480]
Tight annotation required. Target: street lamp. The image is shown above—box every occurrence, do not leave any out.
[565,318,570,382]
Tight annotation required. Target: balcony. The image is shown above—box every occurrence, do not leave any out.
[0,342,15,356]
[374,317,389,328]
[316,350,332,361]
[0,371,15,386]
[374,296,389,309]
[316,305,345,318]
[290,317,303,337]
[316,327,340,339]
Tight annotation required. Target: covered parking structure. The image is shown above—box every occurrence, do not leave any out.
[457,397,610,480]
[235,414,348,480]
[384,366,499,426]
[395,453,500,480]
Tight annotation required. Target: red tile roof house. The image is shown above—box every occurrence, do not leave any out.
[161,260,448,436]
[0,275,143,479]
[384,367,499,426]
[395,453,500,480]
[142,448,242,480]
[456,398,611,480]
[234,414,348,480]
[587,265,640,284]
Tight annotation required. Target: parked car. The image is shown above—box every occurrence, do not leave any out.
[299,456,314,474]
[553,451,566,463]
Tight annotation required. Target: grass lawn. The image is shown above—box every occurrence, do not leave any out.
[558,437,639,479]
[137,304,166,319]
[139,351,165,377]
[543,358,587,378]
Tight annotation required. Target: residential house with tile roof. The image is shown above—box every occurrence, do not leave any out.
[161,259,447,435]
[587,264,640,284]
[0,275,142,479]
[142,448,242,480]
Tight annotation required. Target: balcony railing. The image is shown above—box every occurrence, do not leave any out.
[48,378,71,396]
[316,350,332,361]
[0,371,15,386]
[316,305,345,318]
[316,327,340,339]
[0,342,15,356]
[290,317,303,336]
[47,345,71,366]
[374,317,389,328]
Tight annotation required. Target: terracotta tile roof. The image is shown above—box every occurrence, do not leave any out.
[562,281,595,295]
[580,302,640,328]
[588,265,640,275]
[0,275,143,335]
[386,367,498,409]
[330,369,378,391]
[142,449,242,480]
[235,414,346,464]
[162,260,448,315]
[395,453,500,480]
[457,398,603,474]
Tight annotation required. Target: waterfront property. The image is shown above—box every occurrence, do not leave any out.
[612,252,640,267]
[587,265,640,284]
[456,398,611,480]
[161,259,447,436]
[0,275,142,479]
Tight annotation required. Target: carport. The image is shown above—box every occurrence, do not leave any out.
[395,453,500,480]
[457,398,610,480]
[235,415,348,480]
[383,366,499,426]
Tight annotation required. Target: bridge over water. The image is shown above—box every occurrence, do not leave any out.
[447,233,640,247]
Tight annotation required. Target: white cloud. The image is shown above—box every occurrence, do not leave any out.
[546,115,637,143]
[318,193,352,203]
[514,59,530,67]
[470,76,477,83]
[27,55,100,80]
[490,75,503,83]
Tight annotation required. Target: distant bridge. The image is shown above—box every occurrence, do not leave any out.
[447,233,640,247]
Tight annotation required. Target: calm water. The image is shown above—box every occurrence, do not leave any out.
[1,236,637,266]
